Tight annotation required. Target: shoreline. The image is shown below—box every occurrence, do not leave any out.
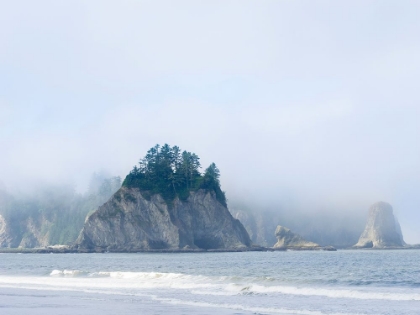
[0,245,342,254]
[0,246,281,254]
[2,245,419,254]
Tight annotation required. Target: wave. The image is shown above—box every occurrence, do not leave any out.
[240,284,420,301]
[192,284,420,301]
[49,270,274,282]
[50,270,215,285]
[50,269,89,277]
[151,296,356,315]
[46,270,420,301]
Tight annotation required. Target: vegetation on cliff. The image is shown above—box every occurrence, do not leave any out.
[0,174,121,247]
[122,144,227,206]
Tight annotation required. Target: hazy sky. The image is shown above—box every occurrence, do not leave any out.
[1,1,419,242]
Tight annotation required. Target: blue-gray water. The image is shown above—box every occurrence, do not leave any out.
[0,250,419,314]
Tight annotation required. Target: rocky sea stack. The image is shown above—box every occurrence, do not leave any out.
[273,225,330,250]
[75,187,250,252]
[274,225,319,248]
[75,144,251,252]
[354,201,405,248]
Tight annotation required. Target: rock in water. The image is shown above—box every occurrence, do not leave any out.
[273,225,319,248]
[354,202,405,248]
[75,187,251,252]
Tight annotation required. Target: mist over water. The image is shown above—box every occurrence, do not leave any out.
[1,1,419,242]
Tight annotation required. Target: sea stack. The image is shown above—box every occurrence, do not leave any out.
[75,144,251,252]
[273,225,320,249]
[75,187,251,252]
[354,202,405,248]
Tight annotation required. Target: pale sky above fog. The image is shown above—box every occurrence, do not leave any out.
[1,1,419,241]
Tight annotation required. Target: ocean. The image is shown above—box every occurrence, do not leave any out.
[0,250,419,315]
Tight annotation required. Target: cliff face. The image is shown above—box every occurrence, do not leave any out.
[354,202,405,248]
[232,209,278,247]
[0,188,50,248]
[0,179,120,249]
[0,214,52,248]
[75,187,251,251]
[273,225,319,248]
[0,215,15,247]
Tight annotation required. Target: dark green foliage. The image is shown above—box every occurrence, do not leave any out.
[200,163,227,207]
[122,144,227,206]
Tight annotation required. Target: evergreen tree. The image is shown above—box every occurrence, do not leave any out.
[203,163,220,185]
[122,144,226,206]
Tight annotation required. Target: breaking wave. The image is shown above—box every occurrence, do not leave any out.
[46,270,420,301]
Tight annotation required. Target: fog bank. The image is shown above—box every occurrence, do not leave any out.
[1,1,419,242]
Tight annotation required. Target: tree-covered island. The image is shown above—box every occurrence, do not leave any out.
[123,144,227,206]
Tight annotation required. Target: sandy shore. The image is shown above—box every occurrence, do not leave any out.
[0,287,247,315]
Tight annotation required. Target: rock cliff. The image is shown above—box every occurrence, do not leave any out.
[0,189,52,248]
[273,225,320,248]
[75,187,251,252]
[0,178,121,248]
[354,201,405,248]
[231,209,278,247]
[0,213,53,248]
[0,214,14,247]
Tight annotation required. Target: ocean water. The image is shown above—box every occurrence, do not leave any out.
[0,250,419,315]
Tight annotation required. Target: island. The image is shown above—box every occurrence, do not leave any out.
[74,144,252,252]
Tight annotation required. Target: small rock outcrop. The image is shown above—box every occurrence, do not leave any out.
[75,187,251,252]
[354,201,405,248]
[273,225,320,249]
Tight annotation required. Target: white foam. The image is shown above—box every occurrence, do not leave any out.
[242,284,420,301]
[49,270,62,276]
[152,296,355,315]
[191,282,420,301]
[50,269,86,277]
[7,270,420,302]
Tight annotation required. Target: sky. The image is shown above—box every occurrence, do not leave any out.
[1,1,419,242]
